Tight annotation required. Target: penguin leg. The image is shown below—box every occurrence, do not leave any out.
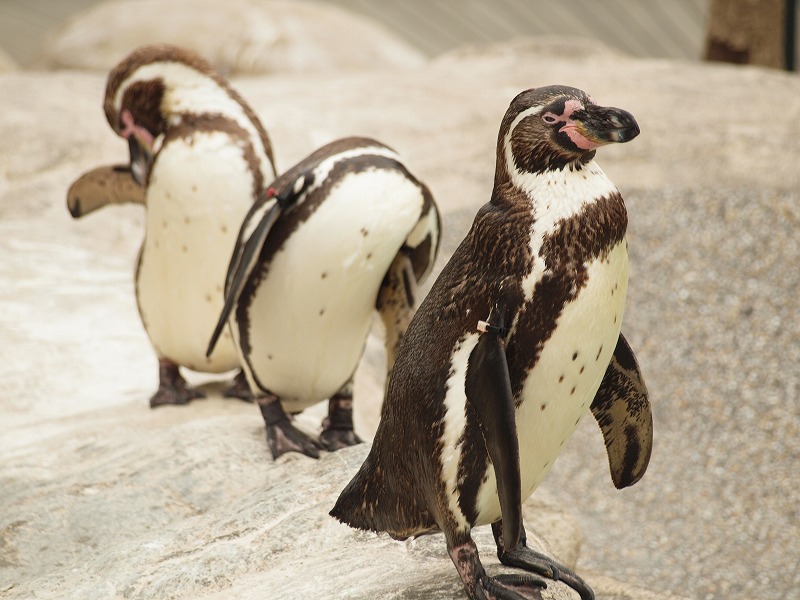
[491,521,594,600]
[222,370,253,402]
[258,393,322,459]
[149,359,206,408]
[447,531,546,600]
[319,379,364,451]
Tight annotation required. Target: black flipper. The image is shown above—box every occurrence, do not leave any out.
[205,173,314,357]
[590,333,653,489]
[465,307,521,553]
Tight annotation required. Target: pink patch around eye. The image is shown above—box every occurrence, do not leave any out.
[119,108,155,148]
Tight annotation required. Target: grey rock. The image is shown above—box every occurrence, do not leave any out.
[39,0,426,75]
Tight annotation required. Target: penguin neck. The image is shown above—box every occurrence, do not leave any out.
[492,158,619,223]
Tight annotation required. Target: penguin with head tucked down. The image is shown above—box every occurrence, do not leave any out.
[331,86,653,600]
[207,136,441,459]
[68,44,276,407]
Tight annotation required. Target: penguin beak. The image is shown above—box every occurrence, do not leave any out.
[128,133,154,187]
[571,105,640,145]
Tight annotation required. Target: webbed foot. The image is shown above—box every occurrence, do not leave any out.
[484,574,546,600]
[319,395,363,452]
[259,396,322,459]
[449,536,547,600]
[222,370,253,402]
[492,521,594,600]
[149,360,205,408]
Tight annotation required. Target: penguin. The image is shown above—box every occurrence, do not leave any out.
[331,86,653,600]
[206,136,441,459]
[71,44,277,407]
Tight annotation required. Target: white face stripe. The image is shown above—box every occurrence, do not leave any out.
[113,61,274,180]
[502,106,620,303]
[439,333,480,533]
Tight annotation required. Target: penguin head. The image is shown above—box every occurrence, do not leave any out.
[102,45,234,185]
[497,85,639,177]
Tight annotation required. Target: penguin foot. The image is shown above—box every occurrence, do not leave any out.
[449,536,546,600]
[319,428,363,452]
[222,370,253,402]
[259,397,322,459]
[482,574,547,600]
[149,360,206,408]
[492,522,594,600]
[319,396,363,452]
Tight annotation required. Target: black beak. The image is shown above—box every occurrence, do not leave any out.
[575,105,640,145]
[128,134,154,187]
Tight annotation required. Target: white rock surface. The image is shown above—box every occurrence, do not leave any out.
[39,0,426,75]
[2,37,798,600]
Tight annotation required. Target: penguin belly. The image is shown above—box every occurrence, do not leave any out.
[137,131,257,373]
[473,240,629,525]
[240,170,425,412]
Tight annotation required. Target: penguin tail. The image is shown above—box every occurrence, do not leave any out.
[329,466,385,534]
[330,453,435,539]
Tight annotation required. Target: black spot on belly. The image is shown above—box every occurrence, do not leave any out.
[205,294,212,302]
[558,374,564,383]
[181,244,188,252]
[367,252,373,260]
[191,185,197,192]
[543,460,549,468]
[221,225,228,233]
[319,308,326,316]
[361,228,369,237]
[268,354,273,360]
[572,351,579,361]
[596,345,603,361]
[184,217,190,224]
[321,272,327,279]
[540,403,547,411]
[570,386,576,395]
[579,365,585,374]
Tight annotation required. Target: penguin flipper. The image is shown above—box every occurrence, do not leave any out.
[590,333,653,489]
[465,326,521,552]
[206,172,316,357]
[206,196,281,357]
[66,164,145,218]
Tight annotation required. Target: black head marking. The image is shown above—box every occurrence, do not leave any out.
[495,85,639,181]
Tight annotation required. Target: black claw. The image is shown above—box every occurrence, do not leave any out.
[482,574,544,600]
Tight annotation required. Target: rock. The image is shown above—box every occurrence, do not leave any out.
[2,430,590,600]
[2,38,798,600]
[39,0,426,76]
[0,45,18,73]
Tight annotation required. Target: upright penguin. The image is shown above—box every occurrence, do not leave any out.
[207,137,441,459]
[331,86,653,600]
[70,44,277,407]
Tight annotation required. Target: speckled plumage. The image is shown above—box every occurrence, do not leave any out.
[332,86,652,600]
[85,44,277,406]
[207,136,441,458]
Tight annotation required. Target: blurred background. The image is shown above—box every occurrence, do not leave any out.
[0,0,797,71]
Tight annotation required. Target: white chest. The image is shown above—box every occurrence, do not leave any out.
[473,240,629,525]
[137,131,258,372]
[241,169,425,410]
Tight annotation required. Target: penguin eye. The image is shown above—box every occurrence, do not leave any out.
[542,113,559,125]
